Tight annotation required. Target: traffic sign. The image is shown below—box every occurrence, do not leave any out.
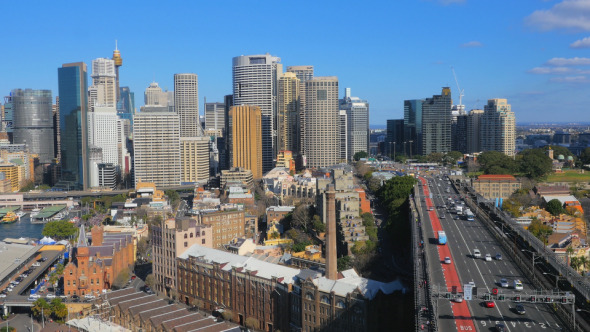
[464,284,473,300]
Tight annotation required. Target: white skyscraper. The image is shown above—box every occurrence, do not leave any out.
[89,58,117,110]
[87,106,120,166]
[481,99,516,156]
[233,54,282,173]
[133,112,181,187]
[174,73,199,138]
[339,88,369,161]
[144,82,169,106]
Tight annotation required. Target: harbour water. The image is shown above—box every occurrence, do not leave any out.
[0,215,44,241]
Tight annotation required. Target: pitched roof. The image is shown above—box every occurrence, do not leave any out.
[77,225,88,247]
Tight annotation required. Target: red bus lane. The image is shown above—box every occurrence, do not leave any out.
[421,178,475,332]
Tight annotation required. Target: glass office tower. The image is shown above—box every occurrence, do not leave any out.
[58,62,89,190]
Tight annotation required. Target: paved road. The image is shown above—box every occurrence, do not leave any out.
[420,173,564,332]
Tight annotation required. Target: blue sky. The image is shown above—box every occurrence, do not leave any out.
[2,0,590,124]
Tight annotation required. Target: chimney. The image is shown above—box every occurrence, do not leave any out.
[325,184,338,280]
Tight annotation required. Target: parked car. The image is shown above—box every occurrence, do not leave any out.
[32,262,41,267]
[0,293,6,298]
[46,293,56,299]
[84,294,96,300]
[30,293,41,299]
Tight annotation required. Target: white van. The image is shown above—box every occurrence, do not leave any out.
[473,249,481,258]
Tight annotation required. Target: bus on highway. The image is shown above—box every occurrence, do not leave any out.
[438,231,447,245]
[465,209,474,221]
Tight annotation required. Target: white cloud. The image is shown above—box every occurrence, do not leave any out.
[550,75,589,83]
[460,41,483,48]
[528,66,573,74]
[570,36,590,48]
[525,0,590,31]
[545,57,590,66]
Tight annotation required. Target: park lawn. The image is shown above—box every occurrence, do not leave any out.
[546,170,590,183]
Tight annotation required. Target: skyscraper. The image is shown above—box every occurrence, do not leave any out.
[277,72,300,155]
[421,87,452,155]
[481,99,515,156]
[89,58,117,110]
[144,82,169,106]
[339,88,369,161]
[229,106,262,179]
[12,89,55,163]
[305,77,340,168]
[87,106,120,166]
[133,112,181,187]
[58,62,89,190]
[204,102,225,134]
[455,114,468,153]
[181,137,210,184]
[286,66,313,156]
[467,109,484,153]
[403,99,423,156]
[3,94,13,140]
[339,110,348,161]
[233,54,282,173]
[386,119,404,157]
[174,74,199,137]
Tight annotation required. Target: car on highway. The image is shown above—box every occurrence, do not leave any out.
[439,214,445,219]
[453,296,464,303]
[515,303,526,315]
[473,249,481,258]
[513,279,524,291]
[444,257,451,264]
[484,254,492,261]
[500,278,509,288]
[485,301,496,308]
[495,253,503,260]
[46,293,56,299]
[495,323,506,332]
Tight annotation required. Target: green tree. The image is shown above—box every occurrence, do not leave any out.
[502,199,522,217]
[353,151,368,161]
[580,147,590,165]
[165,190,180,208]
[477,151,517,175]
[527,219,553,244]
[112,270,130,289]
[42,220,78,240]
[145,274,155,288]
[0,327,15,332]
[292,241,311,252]
[337,256,352,271]
[136,237,150,259]
[50,298,68,322]
[32,298,51,320]
[426,152,444,164]
[445,151,464,165]
[518,149,553,179]
[312,219,325,233]
[546,199,565,216]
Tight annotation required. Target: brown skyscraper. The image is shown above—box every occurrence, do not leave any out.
[325,184,338,280]
[229,105,262,179]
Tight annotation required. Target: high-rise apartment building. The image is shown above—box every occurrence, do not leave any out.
[277,72,300,154]
[180,136,210,185]
[229,106,262,179]
[286,66,313,156]
[58,62,89,190]
[133,112,181,187]
[89,58,117,110]
[305,77,340,168]
[233,54,282,173]
[455,114,468,153]
[53,96,60,161]
[174,73,199,137]
[3,95,13,139]
[12,89,55,163]
[481,99,515,156]
[421,87,452,155]
[467,109,484,153]
[340,88,369,161]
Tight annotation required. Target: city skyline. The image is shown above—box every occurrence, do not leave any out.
[2,1,590,124]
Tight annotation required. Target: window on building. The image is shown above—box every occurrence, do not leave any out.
[184,242,188,247]
[70,270,73,275]
[336,300,346,309]
[190,233,193,238]
[321,295,330,304]
[184,234,188,239]
[202,239,205,244]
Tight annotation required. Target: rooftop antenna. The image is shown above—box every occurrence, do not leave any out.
[451,66,465,109]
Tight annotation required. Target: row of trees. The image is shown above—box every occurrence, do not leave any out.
[477,149,553,179]
[377,176,417,249]
[32,298,68,323]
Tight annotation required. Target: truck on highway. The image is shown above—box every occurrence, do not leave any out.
[438,231,447,245]
[465,209,474,221]
[455,205,464,215]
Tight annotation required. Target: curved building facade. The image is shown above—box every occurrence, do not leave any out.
[12,89,55,163]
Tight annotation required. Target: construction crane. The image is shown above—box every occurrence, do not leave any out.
[451,66,465,109]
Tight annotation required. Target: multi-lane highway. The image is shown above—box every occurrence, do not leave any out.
[419,172,564,332]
